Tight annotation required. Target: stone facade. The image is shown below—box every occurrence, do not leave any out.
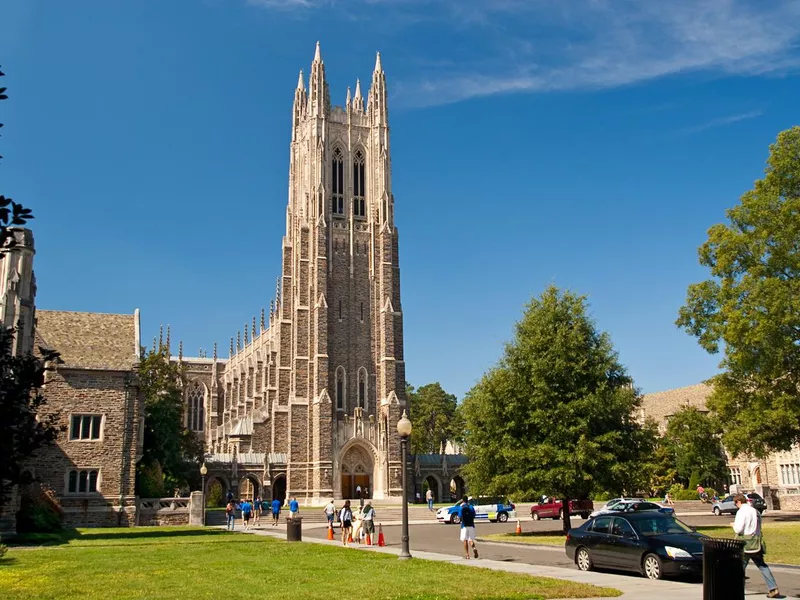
[642,383,800,509]
[27,310,143,527]
[0,227,36,356]
[190,44,408,504]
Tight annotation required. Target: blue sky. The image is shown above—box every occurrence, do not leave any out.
[2,0,799,399]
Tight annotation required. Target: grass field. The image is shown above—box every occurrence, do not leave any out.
[0,527,620,600]
[483,522,800,565]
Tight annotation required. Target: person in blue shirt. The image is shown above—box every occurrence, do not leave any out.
[289,496,300,519]
[241,498,253,530]
[459,495,478,559]
[271,498,282,526]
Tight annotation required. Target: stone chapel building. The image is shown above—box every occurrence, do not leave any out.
[0,45,409,529]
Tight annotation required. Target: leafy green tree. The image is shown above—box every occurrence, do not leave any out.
[408,382,464,455]
[462,285,648,532]
[0,327,62,506]
[663,407,727,487]
[137,348,204,495]
[677,126,800,457]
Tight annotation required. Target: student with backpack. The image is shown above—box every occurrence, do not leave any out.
[225,500,235,531]
[459,495,479,559]
[339,500,353,547]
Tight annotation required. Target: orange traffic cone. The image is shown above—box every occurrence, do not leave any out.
[327,523,334,540]
[515,519,522,535]
[348,531,354,543]
[366,532,372,545]
[377,523,385,547]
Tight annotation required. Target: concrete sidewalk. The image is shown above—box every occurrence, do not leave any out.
[220,524,702,600]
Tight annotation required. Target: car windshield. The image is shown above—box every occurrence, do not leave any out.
[632,516,693,537]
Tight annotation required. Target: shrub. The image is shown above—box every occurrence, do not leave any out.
[137,461,165,498]
[207,480,224,507]
[592,491,612,502]
[16,483,63,533]
[0,544,7,559]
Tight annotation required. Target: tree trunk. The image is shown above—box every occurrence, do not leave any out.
[561,497,572,534]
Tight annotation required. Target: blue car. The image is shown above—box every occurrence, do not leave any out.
[436,497,517,524]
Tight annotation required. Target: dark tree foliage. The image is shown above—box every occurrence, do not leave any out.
[138,348,204,495]
[408,382,464,455]
[462,285,652,533]
[0,66,35,248]
[0,327,63,504]
[677,126,800,457]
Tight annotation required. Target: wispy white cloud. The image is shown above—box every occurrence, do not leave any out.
[248,0,800,107]
[674,110,764,136]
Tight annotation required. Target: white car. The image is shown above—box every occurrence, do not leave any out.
[591,499,675,518]
[590,497,645,518]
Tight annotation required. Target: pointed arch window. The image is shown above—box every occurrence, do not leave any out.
[332,148,345,215]
[335,367,346,411]
[353,150,366,218]
[187,381,206,432]
[357,368,368,411]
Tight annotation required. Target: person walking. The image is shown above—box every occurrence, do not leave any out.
[253,496,262,526]
[663,491,675,506]
[426,488,434,512]
[732,493,780,598]
[339,500,353,547]
[458,495,478,559]
[356,484,363,508]
[225,499,236,531]
[241,498,253,530]
[362,501,375,544]
[323,499,336,529]
[289,496,299,519]
[271,497,282,526]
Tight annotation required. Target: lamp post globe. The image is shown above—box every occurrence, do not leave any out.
[397,410,412,560]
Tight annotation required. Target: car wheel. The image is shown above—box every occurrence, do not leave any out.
[713,507,721,516]
[643,553,663,580]
[576,547,593,571]
[452,514,461,525]
[532,512,540,521]
[498,512,508,523]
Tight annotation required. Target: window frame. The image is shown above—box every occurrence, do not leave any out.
[335,366,346,412]
[186,381,206,433]
[332,147,345,217]
[66,468,101,495]
[353,149,366,218]
[69,414,104,442]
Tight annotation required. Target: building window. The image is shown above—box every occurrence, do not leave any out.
[187,381,205,432]
[332,148,345,215]
[360,302,364,322]
[357,368,367,411]
[67,469,99,494]
[353,150,366,218]
[335,367,346,411]
[70,415,102,441]
[728,467,742,486]
[338,300,342,320]
[780,463,800,486]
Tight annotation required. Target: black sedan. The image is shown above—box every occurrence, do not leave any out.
[565,511,707,579]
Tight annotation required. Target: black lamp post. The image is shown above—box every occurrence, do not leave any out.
[199,462,208,526]
[397,410,412,560]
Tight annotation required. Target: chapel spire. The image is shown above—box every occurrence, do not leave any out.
[353,79,364,112]
[368,50,388,124]
[308,41,329,117]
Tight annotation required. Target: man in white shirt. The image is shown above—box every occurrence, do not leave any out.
[732,494,780,598]
[323,499,336,529]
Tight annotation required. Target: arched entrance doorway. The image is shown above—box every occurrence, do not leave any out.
[205,476,228,507]
[450,476,465,502]
[239,475,259,500]
[423,476,440,503]
[272,474,287,504]
[340,444,373,499]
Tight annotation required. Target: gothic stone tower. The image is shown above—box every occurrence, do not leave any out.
[206,44,406,504]
[285,43,406,502]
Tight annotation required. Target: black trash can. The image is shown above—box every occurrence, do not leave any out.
[286,517,302,542]
[702,537,745,600]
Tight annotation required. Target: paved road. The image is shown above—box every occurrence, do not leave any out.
[306,513,800,598]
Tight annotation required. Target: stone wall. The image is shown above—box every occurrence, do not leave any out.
[136,497,191,526]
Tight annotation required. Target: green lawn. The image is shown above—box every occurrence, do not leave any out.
[0,527,620,600]
[483,522,800,566]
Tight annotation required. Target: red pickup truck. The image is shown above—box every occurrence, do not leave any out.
[530,497,593,520]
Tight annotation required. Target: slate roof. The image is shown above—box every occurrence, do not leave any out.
[641,383,712,425]
[35,310,139,371]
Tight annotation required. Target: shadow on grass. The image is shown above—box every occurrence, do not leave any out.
[7,527,230,547]
[0,557,18,567]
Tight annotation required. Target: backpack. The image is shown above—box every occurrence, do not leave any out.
[226,502,233,515]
